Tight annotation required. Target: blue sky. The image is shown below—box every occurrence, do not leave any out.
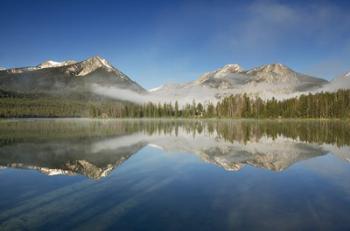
[0,0,350,89]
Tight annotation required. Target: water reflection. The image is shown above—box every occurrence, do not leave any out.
[0,119,349,179]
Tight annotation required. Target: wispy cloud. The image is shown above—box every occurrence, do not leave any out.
[92,84,152,104]
[228,1,350,50]
[211,0,350,79]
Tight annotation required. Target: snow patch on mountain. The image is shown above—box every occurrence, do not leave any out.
[37,60,77,69]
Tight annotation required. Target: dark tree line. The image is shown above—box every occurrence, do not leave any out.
[117,89,350,119]
[216,90,350,118]
[1,89,350,119]
[2,119,350,147]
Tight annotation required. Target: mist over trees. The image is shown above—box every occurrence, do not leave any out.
[1,89,350,119]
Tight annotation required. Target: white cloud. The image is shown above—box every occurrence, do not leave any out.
[92,84,152,104]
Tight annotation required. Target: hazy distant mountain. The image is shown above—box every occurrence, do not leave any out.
[320,71,350,92]
[149,63,328,104]
[192,63,327,91]
[0,56,145,96]
[244,64,327,90]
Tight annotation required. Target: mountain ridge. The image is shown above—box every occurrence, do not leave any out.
[0,56,145,95]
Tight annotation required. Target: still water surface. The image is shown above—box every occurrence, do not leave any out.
[0,119,350,230]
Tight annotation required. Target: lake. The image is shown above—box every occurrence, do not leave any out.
[0,119,350,230]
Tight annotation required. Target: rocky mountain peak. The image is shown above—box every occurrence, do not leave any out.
[86,56,113,68]
[195,64,243,85]
[220,64,242,73]
[76,56,115,76]
[247,63,294,75]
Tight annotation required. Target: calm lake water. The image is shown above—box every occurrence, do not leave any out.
[0,119,350,230]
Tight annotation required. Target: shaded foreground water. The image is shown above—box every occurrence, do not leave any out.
[0,119,350,230]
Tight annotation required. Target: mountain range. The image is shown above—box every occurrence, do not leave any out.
[0,56,349,104]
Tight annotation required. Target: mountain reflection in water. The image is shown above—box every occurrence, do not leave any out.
[0,119,349,179]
